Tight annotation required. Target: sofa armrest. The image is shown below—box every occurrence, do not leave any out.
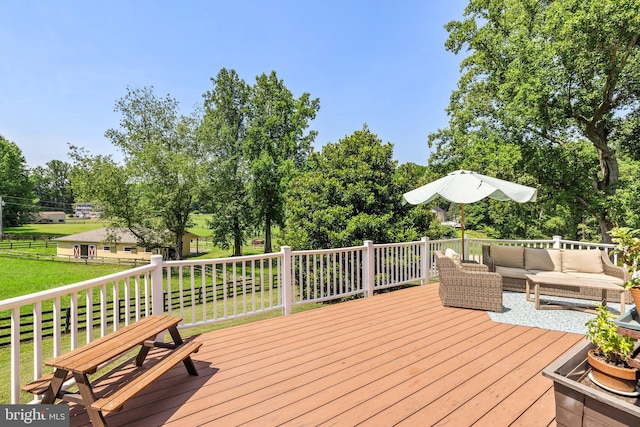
[462,263,490,273]
[482,245,496,272]
[601,250,630,281]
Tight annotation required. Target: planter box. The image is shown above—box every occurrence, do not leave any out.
[542,341,640,427]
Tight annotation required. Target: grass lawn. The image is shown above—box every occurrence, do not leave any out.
[5,215,212,237]
[0,258,130,300]
[4,218,106,237]
[189,213,212,237]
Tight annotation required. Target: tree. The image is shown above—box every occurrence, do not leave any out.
[200,69,252,256]
[69,147,133,224]
[73,87,200,259]
[284,126,438,250]
[30,160,74,213]
[432,0,640,242]
[0,135,34,227]
[245,71,320,252]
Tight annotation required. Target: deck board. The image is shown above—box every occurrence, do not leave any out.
[66,283,582,426]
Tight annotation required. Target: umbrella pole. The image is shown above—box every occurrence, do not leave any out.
[460,204,465,261]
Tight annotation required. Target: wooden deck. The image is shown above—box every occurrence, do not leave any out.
[67,283,583,426]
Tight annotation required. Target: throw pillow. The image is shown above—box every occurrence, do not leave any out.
[561,250,604,274]
[524,248,562,271]
[444,248,462,266]
[490,245,524,269]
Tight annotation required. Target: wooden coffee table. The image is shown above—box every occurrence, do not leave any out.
[524,274,626,314]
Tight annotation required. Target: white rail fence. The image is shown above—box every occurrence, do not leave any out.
[0,236,618,403]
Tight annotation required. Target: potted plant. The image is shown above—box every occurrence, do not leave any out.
[609,227,640,310]
[585,304,639,394]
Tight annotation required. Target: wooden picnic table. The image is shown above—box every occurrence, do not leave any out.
[33,314,201,427]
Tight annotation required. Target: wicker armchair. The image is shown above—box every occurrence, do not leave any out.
[434,250,503,312]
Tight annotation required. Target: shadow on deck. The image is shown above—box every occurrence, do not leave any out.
[68,283,582,426]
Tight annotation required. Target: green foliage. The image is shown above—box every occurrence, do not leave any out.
[608,157,640,229]
[284,126,438,249]
[432,0,640,242]
[30,160,74,214]
[0,135,34,227]
[244,71,320,252]
[585,304,636,364]
[200,69,253,256]
[72,87,200,259]
[609,227,640,289]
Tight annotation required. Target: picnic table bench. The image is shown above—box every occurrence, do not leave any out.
[22,314,201,427]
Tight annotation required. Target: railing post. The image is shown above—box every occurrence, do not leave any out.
[421,237,429,285]
[151,255,164,315]
[10,308,20,404]
[363,240,374,297]
[281,246,293,315]
[553,235,561,249]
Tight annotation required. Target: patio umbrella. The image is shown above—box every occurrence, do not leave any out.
[403,170,537,259]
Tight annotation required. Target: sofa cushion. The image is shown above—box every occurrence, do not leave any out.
[490,245,524,269]
[495,266,530,279]
[561,250,604,274]
[527,271,574,282]
[524,248,562,271]
[444,248,462,266]
[566,272,624,286]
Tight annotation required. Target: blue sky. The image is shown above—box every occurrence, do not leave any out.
[1,0,468,168]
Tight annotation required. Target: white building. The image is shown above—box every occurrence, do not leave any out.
[74,202,102,218]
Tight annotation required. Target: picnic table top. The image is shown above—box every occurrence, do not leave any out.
[46,314,181,374]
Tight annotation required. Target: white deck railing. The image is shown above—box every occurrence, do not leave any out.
[0,236,618,403]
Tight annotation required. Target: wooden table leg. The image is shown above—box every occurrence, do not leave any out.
[526,279,533,302]
[620,291,626,315]
[168,325,199,376]
[168,325,184,345]
[74,372,107,427]
[135,345,152,366]
[41,368,68,404]
[535,283,540,309]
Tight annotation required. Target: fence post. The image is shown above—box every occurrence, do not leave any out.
[553,235,561,249]
[281,246,293,315]
[421,237,429,285]
[151,255,164,315]
[363,240,374,297]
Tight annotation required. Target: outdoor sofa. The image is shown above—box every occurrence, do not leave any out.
[434,249,503,312]
[481,244,630,303]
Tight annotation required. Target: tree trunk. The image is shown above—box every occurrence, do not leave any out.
[264,214,272,253]
[174,233,183,260]
[584,124,619,243]
[597,215,615,244]
[233,218,242,257]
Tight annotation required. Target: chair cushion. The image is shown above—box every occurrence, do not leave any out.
[524,248,562,271]
[495,266,530,279]
[561,250,604,274]
[490,245,524,269]
[444,248,462,266]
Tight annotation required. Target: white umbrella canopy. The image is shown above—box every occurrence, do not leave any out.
[403,170,537,259]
